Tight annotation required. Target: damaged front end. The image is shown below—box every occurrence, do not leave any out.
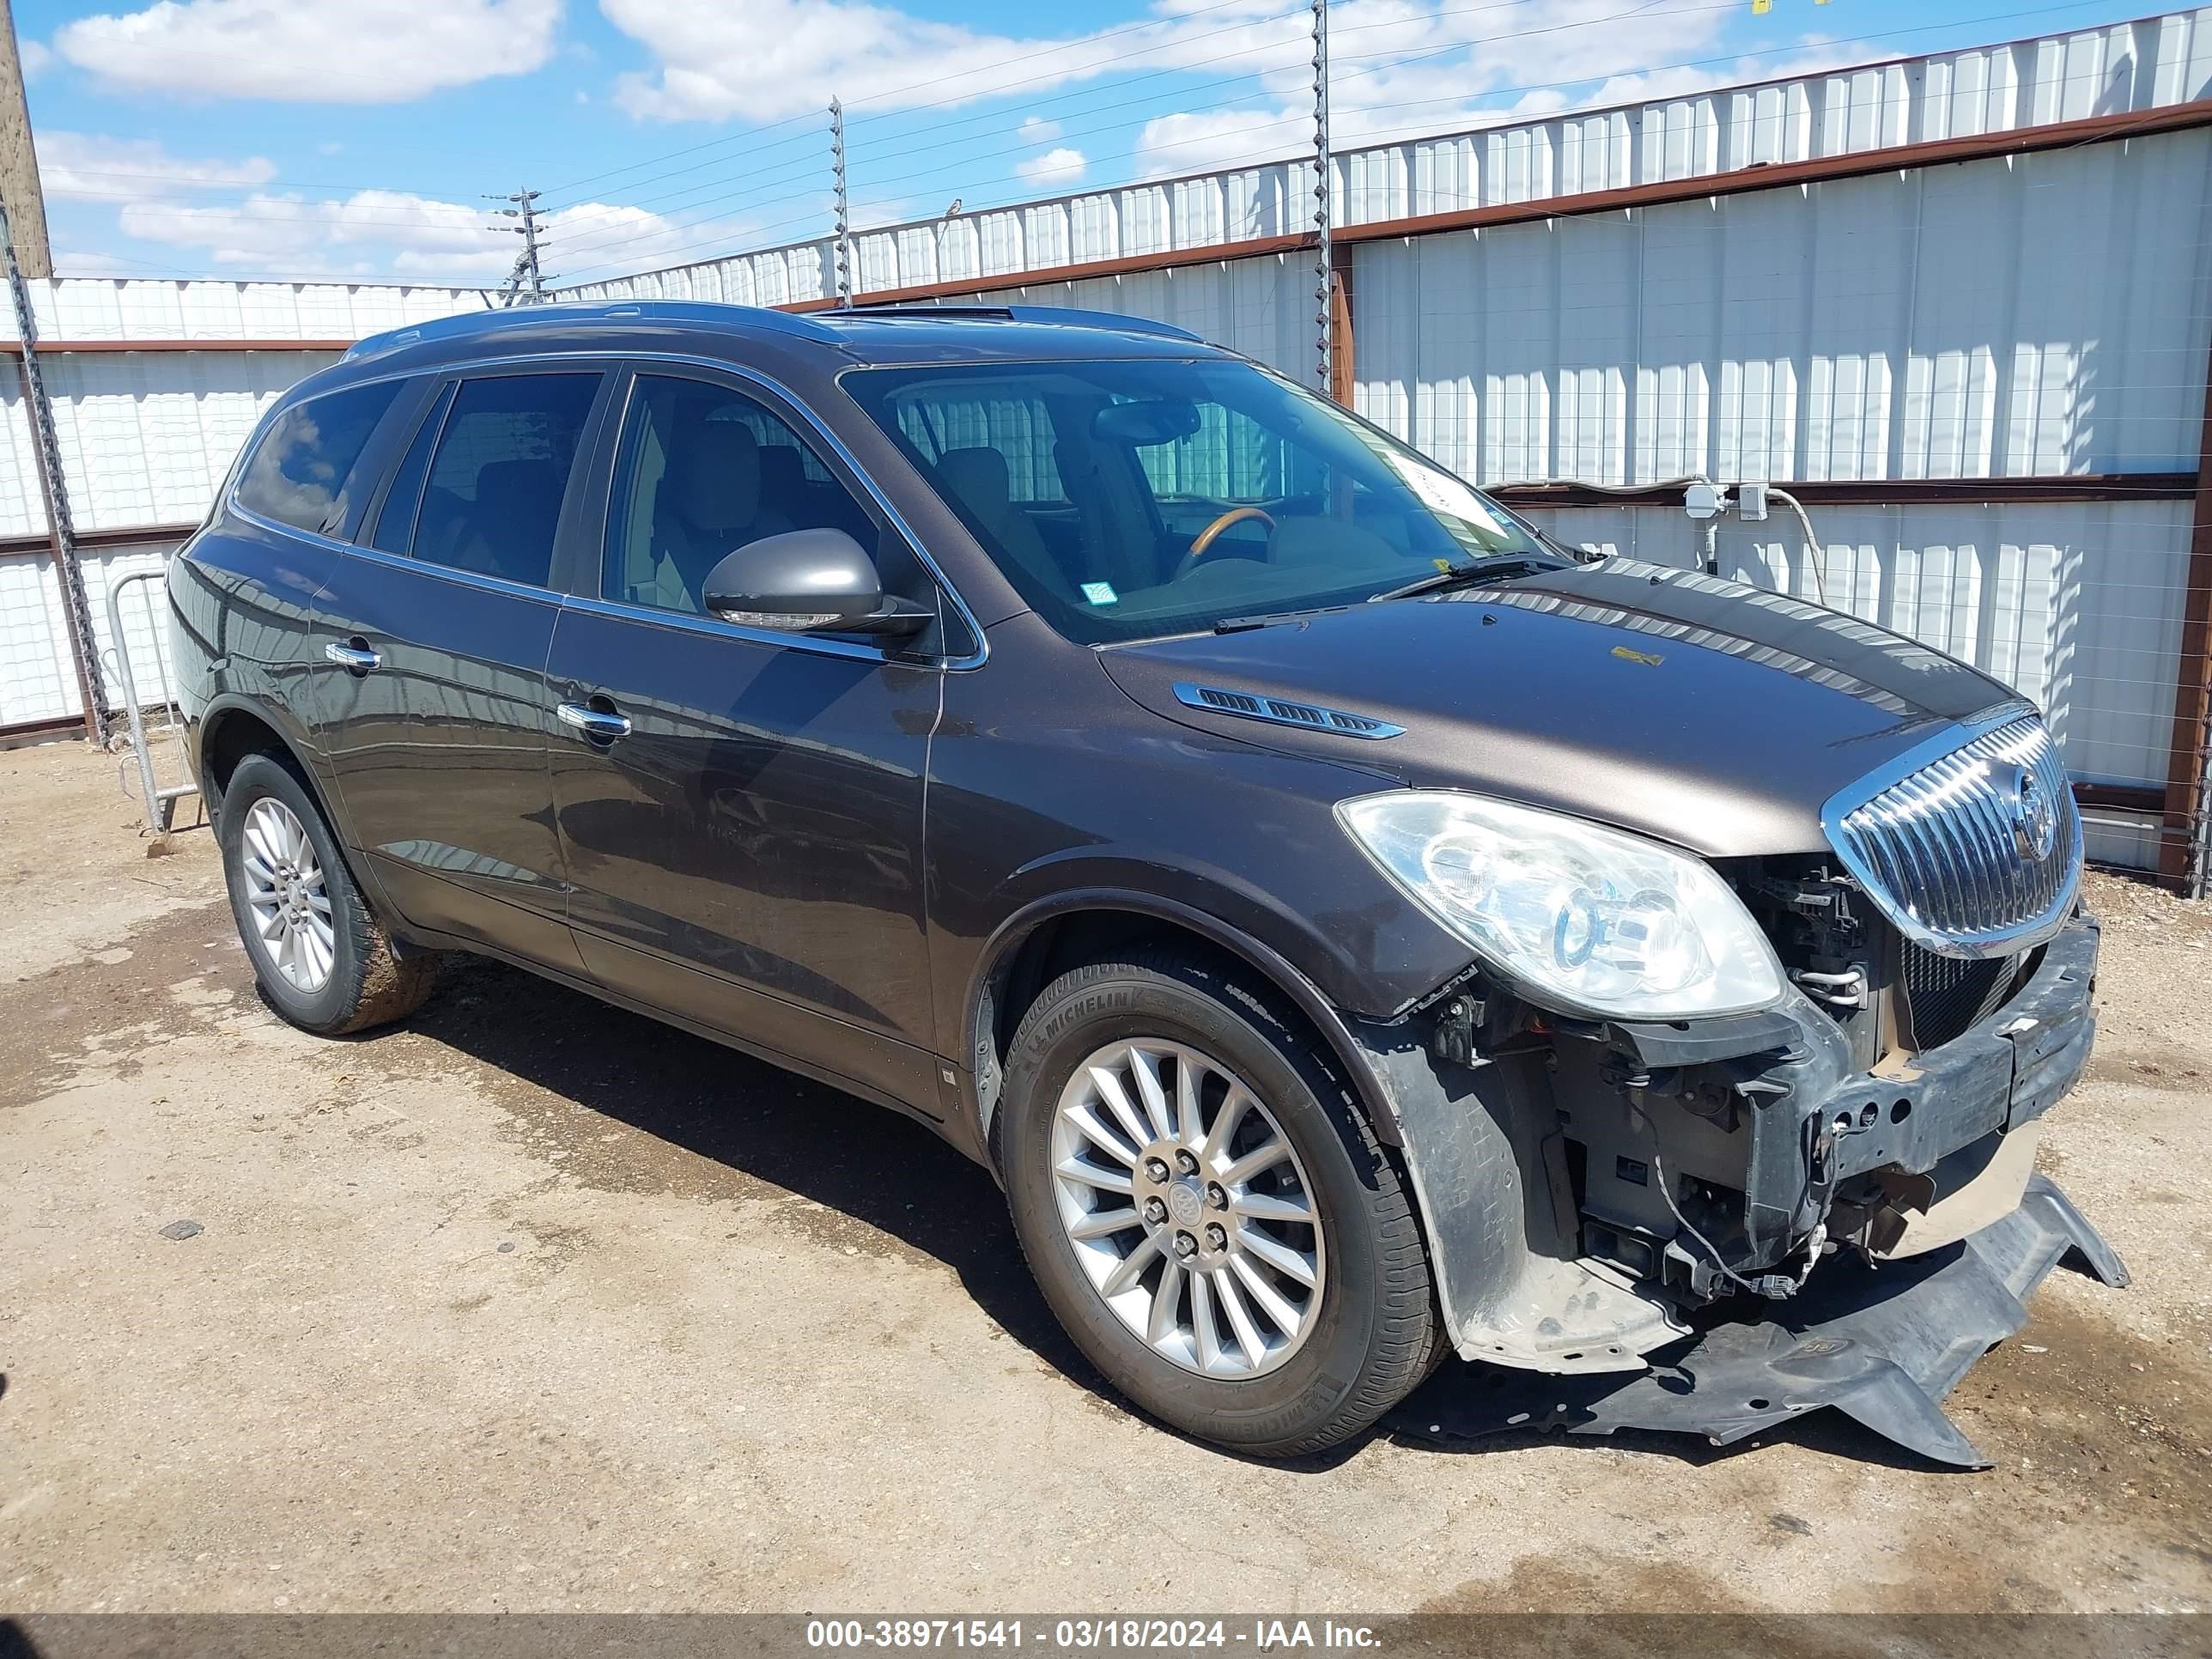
[1352,717,2126,1467]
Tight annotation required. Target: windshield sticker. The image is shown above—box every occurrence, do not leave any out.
[1080,581,1120,606]
[1381,452,1510,541]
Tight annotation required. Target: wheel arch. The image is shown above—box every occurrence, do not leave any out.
[965,890,1404,1160]
[198,696,327,823]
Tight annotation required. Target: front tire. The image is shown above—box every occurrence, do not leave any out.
[1001,948,1436,1458]
[219,751,438,1036]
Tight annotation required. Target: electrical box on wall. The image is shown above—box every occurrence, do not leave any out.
[1738,483,1770,522]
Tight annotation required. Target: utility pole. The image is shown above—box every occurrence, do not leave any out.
[0,0,50,277]
[2,191,106,739]
[1311,0,1333,395]
[489,189,548,304]
[830,98,852,309]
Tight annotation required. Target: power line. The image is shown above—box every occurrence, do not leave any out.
[556,0,2136,286]
[539,0,1292,205]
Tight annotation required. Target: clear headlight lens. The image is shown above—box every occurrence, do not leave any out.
[1337,791,1784,1019]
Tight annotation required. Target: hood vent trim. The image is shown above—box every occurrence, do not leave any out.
[1172,681,1405,741]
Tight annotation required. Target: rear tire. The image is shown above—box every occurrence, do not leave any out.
[219,751,439,1036]
[1001,947,1436,1458]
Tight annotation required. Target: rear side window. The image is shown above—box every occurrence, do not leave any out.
[235,381,403,535]
[404,373,599,589]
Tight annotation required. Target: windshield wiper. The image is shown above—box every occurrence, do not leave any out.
[1213,603,1355,635]
[1367,555,1561,605]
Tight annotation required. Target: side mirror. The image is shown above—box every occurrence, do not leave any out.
[701,528,930,639]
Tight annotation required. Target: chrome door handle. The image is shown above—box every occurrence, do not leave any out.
[556,701,632,741]
[324,641,380,672]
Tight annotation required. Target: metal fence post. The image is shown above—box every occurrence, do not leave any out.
[831,98,853,309]
[1,191,107,742]
[1311,0,1333,395]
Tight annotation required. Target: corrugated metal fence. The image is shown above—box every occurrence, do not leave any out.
[2,10,2207,888]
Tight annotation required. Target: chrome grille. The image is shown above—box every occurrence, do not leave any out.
[1826,713,2081,958]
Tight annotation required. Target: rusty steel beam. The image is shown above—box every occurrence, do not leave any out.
[0,337,354,354]
[2161,334,2212,893]
[1328,243,1355,408]
[1494,475,2198,509]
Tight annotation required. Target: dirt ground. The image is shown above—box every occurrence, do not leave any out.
[2,738,2207,1615]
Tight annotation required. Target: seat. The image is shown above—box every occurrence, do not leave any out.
[458,458,562,585]
[647,420,793,607]
[934,447,1076,599]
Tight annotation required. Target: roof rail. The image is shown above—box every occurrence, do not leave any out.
[835,302,1200,343]
[343,299,841,362]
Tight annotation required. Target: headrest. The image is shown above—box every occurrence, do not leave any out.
[667,419,762,528]
[757,442,809,487]
[475,458,558,516]
[936,447,1012,518]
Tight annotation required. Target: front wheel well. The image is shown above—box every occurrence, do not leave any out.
[974,905,1396,1159]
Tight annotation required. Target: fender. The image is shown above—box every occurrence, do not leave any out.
[194,689,409,933]
[963,883,1418,1152]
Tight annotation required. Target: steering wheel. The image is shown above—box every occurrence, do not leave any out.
[1176,506,1276,580]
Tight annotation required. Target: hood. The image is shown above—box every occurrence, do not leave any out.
[1096,559,2025,859]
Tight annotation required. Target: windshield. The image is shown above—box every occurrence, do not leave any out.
[841,356,1561,645]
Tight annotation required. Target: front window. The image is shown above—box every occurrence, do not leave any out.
[842,356,1558,645]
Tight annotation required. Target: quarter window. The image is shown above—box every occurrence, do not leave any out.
[407,373,600,589]
[366,383,453,555]
[235,380,403,536]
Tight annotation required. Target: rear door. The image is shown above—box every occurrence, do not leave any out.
[544,365,949,1115]
[314,365,612,972]
[187,377,413,793]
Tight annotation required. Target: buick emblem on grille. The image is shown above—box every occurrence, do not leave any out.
[2007,763,2057,862]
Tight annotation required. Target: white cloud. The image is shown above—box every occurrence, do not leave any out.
[38,131,276,202]
[1014,146,1086,188]
[118,188,494,277]
[97,177,770,286]
[46,247,156,277]
[18,39,52,76]
[602,0,1306,123]
[1127,2,1844,179]
[1017,115,1061,143]
[1133,107,1293,178]
[53,0,562,104]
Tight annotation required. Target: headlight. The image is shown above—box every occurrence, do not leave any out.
[1336,791,1784,1019]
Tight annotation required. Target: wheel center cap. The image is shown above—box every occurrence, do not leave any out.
[1166,1179,1205,1226]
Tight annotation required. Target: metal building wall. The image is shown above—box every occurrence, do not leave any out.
[1342,127,2212,869]
[0,16,2204,878]
[1513,500,2194,869]
[1350,133,2212,485]
[0,278,483,731]
[564,11,2212,309]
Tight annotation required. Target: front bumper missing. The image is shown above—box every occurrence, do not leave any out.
[1385,1172,2128,1468]
[1350,908,2122,1464]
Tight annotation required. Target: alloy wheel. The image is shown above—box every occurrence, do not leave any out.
[240,797,337,994]
[1049,1038,1326,1378]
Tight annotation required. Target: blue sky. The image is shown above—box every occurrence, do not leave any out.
[15,0,2166,289]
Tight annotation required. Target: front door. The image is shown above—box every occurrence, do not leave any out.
[545,368,945,1115]
[316,367,609,972]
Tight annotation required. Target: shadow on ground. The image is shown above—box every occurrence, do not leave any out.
[356,954,1098,1384]
[319,953,1964,1475]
